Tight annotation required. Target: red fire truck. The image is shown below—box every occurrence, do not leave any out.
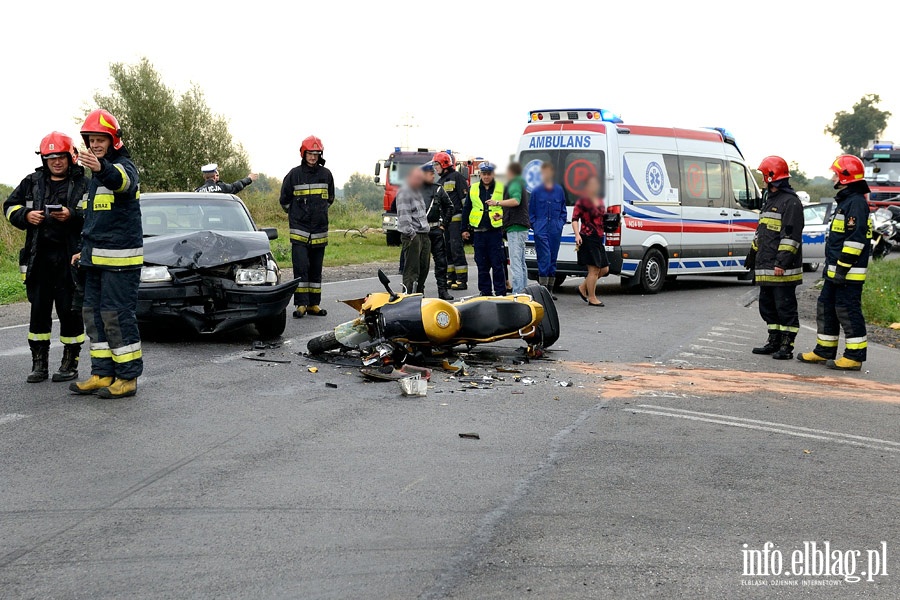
[375,148,474,245]
[862,141,900,209]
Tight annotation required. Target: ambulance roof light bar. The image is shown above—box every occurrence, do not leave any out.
[528,108,623,124]
[705,127,744,158]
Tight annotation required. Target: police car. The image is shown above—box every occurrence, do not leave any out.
[519,109,762,293]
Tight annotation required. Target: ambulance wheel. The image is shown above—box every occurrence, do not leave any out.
[386,230,402,247]
[639,248,666,294]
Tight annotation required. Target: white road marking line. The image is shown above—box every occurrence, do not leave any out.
[0,414,27,426]
[710,326,755,334]
[0,320,58,332]
[0,346,33,358]
[628,407,900,454]
[697,338,746,347]
[639,405,900,448]
[689,344,744,354]
[705,331,752,339]
[678,352,726,360]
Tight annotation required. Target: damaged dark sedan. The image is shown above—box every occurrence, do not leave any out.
[137,192,298,337]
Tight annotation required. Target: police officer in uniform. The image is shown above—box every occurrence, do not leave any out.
[433,152,469,291]
[463,162,506,297]
[70,110,143,399]
[279,136,335,318]
[4,132,87,383]
[195,163,258,193]
[421,161,454,300]
[799,155,872,371]
[747,156,804,360]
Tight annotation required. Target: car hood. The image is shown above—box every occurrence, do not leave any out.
[143,230,271,269]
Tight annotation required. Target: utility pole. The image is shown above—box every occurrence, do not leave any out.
[395,113,418,149]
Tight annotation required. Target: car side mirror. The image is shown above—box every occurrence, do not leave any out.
[375,162,381,177]
[261,227,278,240]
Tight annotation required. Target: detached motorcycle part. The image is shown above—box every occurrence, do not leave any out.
[308,331,343,354]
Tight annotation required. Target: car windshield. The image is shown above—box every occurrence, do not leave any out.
[803,203,828,226]
[388,161,423,185]
[140,197,256,237]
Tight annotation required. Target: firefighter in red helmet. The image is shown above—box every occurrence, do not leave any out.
[747,156,804,360]
[799,155,872,371]
[432,151,469,290]
[279,135,335,317]
[69,109,143,398]
[3,133,88,383]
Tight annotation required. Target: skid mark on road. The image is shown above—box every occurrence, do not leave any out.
[572,362,900,404]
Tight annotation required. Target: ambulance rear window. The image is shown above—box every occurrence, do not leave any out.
[519,149,606,206]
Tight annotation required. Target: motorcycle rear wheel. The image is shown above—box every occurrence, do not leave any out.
[307,331,342,354]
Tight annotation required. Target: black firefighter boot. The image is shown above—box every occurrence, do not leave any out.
[772,333,796,361]
[52,344,81,382]
[27,345,50,383]
[438,288,454,301]
[752,332,780,355]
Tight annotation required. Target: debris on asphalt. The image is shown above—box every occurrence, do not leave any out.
[442,358,469,375]
[308,366,319,373]
[325,382,338,389]
[399,376,428,397]
[602,374,623,381]
[252,340,282,350]
[520,377,535,386]
[242,355,291,364]
[557,381,573,387]
[512,391,524,395]
[399,364,432,381]
[458,432,480,440]
[496,366,523,374]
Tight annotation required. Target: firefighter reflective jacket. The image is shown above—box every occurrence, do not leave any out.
[438,168,469,217]
[279,161,335,246]
[4,165,88,282]
[826,182,872,284]
[751,184,803,285]
[465,180,504,230]
[81,147,143,269]
[424,182,453,228]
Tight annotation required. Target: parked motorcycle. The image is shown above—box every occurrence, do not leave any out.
[307,270,560,365]
[871,206,900,259]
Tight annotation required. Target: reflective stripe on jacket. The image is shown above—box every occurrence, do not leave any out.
[825,184,872,284]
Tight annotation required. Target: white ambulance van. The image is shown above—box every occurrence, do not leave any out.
[518,109,762,293]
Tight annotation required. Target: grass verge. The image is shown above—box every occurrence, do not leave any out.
[862,258,900,326]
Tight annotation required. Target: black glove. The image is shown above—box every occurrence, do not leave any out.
[831,270,848,286]
[744,249,757,271]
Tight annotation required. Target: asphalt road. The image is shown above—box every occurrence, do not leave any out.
[1,271,898,599]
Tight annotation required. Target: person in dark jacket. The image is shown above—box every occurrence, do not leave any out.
[4,132,87,383]
[433,152,469,290]
[396,169,431,295]
[498,162,530,294]
[747,156,804,360]
[195,163,258,193]
[529,162,567,291]
[799,155,872,371]
[463,162,506,296]
[421,161,454,300]
[279,135,335,318]
[69,110,143,399]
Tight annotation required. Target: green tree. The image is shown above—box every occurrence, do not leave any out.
[90,58,250,191]
[342,172,384,211]
[789,161,810,187]
[825,94,892,154]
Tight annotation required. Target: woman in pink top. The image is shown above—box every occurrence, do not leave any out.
[571,176,609,307]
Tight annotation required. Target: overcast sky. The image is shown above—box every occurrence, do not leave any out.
[3,0,899,189]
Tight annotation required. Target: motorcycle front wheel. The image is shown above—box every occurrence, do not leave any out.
[307,331,343,354]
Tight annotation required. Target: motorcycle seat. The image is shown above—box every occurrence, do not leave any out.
[456,300,535,340]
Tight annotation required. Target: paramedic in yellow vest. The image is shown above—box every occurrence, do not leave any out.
[462,162,506,296]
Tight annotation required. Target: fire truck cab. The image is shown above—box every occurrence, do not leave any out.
[862,141,900,209]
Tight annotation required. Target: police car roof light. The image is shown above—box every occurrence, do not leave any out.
[394,147,401,152]
[873,142,894,150]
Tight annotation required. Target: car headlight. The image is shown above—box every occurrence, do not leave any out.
[140,266,172,283]
[235,268,267,286]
